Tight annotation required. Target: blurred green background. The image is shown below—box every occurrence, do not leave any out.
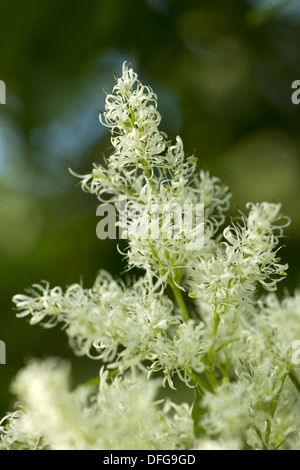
[1,0,300,415]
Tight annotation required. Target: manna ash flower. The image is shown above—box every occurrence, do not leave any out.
[2,63,300,451]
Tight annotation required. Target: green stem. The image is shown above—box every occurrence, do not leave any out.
[190,370,214,394]
[149,243,189,323]
[129,108,156,192]
[265,372,287,448]
[207,305,220,363]
[215,358,229,379]
[289,370,300,394]
[168,277,190,322]
[142,157,156,192]
[213,310,220,337]
[253,426,267,450]
[212,337,241,362]
[80,368,119,389]
[204,367,219,389]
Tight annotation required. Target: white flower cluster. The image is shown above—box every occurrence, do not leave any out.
[0,358,195,450]
[77,62,231,285]
[185,201,289,317]
[1,63,300,450]
[12,271,209,386]
[201,357,300,450]
[100,63,165,169]
[191,289,300,450]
